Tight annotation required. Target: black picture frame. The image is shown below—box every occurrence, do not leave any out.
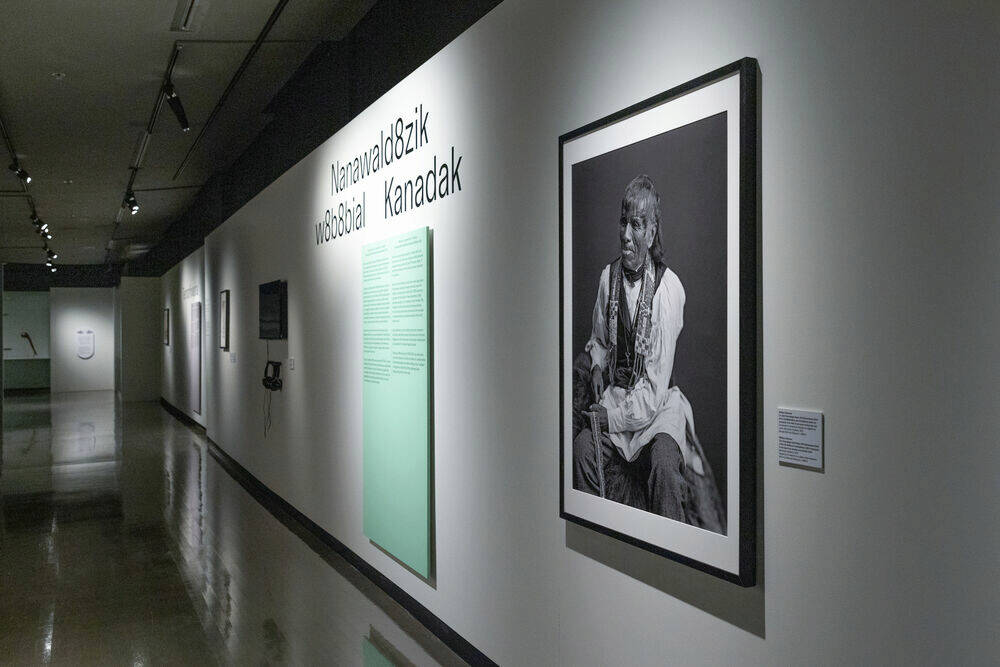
[558,58,759,586]
[219,289,230,350]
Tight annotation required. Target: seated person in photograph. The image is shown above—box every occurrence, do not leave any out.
[573,175,725,533]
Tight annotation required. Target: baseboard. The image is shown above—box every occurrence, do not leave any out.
[4,387,51,396]
[158,397,205,432]
[158,397,495,666]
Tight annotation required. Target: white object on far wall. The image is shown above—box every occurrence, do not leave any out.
[76,330,95,359]
[50,287,114,393]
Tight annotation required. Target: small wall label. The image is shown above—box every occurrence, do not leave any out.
[778,408,823,471]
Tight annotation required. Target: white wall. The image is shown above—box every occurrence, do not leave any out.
[174,1,1000,664]
[118,277,162,402]
[161,247,206,425]
[49,288,115,393]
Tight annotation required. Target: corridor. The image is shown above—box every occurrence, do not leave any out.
[0,391,462,665]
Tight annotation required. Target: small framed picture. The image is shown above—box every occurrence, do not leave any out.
[219,289,230,350]
[163,308,170,346]
[559,58,759,585]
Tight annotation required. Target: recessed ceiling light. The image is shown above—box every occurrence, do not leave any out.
[62,179,73,184]
[50,72,66,81]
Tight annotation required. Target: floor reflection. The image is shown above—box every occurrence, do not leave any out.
[1,391,462,666]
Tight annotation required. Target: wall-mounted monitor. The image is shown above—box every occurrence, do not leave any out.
[258,280,287,340]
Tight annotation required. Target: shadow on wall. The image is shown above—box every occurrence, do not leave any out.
[565,521,765,638]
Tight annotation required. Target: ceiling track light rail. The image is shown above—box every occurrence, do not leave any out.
[1,111,60,266]
[108,43,186,256]
[1,115,34,203]
[106,42,186,263]
[133,184,203,192]
[171,0,202,32]
[172,0,291,180]
[106,0,291,265]
[162,81,191,132]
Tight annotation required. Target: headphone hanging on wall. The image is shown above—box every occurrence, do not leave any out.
[262,360,283,391]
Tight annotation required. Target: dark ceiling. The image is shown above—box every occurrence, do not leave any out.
[0,0,374,268]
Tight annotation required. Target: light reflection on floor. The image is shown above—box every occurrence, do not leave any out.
[1,391,461,666]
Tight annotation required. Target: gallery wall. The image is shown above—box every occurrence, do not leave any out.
[49,288,115,393]
[161,248,206,425]
[118,277,162,402]
[49,287,115,392]
[155,0,999,664]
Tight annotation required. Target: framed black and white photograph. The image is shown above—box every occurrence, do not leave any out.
[163,308,170,346]
[559,58,759,585]
[219,289,230,350]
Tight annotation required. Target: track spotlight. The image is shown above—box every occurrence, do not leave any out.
[45,260,53,268]
[162,82,191,132]
[124,191,139,215]
[8,163,31,183]
[46,248,58,260]
[50,267,57,273]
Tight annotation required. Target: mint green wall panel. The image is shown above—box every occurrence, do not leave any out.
[361,638,395,667]
[3,359,50,389]
[362,226,432,578]
[3,291,50,360]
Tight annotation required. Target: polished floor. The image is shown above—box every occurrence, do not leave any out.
[1,391,463,666]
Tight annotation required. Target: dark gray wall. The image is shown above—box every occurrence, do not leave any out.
[3,263,120,291]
